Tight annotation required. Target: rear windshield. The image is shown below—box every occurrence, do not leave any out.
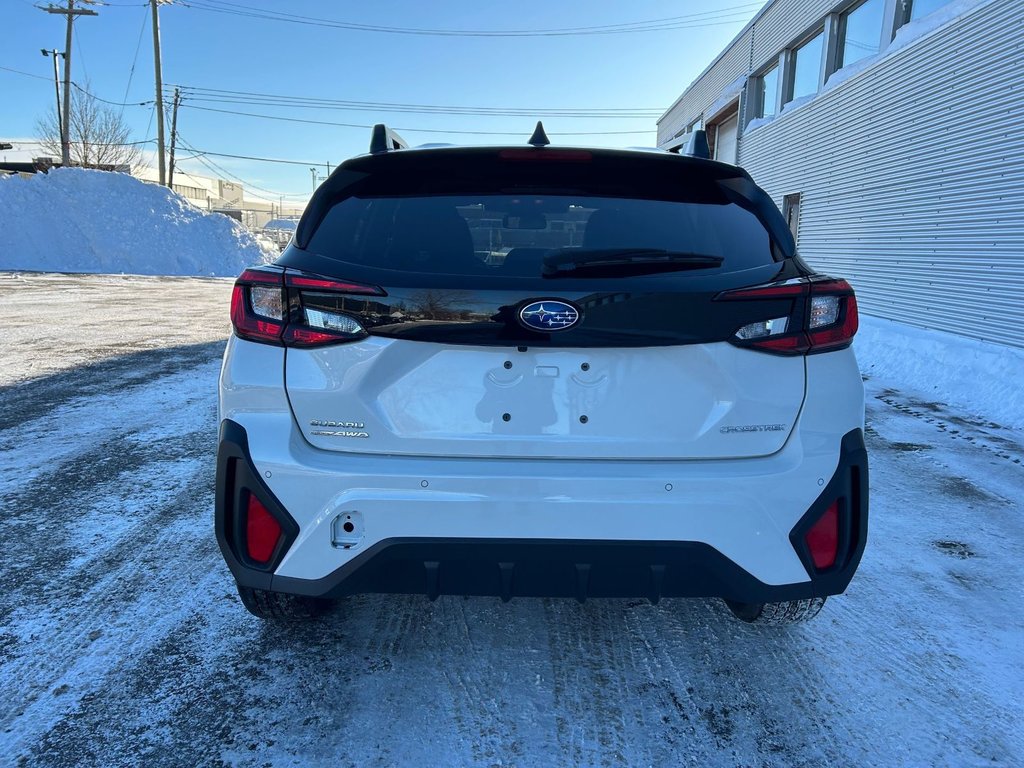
[305,193,773,279]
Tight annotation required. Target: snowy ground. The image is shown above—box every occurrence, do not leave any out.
[1,272,1021,767]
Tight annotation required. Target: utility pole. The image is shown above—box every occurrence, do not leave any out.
[167,86,181,189]
[150,0,167,185]
[310,166,318,194]
[40,49,65,149]
[41,1,97,167]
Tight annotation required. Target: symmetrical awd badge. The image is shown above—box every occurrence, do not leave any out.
[518,300,581,332]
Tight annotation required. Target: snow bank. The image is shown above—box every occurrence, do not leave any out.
[856,316,1024,430]
[0,168,276,277]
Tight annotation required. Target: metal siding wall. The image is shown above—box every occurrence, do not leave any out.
[749,0,837,67]
[657,28,754,144]
[738,0,1024,347]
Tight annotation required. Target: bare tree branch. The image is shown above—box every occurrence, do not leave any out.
[34,83,142,170]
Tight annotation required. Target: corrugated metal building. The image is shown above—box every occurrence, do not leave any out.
[657,0,1024,348]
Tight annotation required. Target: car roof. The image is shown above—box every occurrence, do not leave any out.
[338,143,744,176]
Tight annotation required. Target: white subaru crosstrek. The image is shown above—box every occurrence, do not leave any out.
[216,125,868,625]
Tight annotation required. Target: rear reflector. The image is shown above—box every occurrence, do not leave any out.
[804,501,839,570]
[245,495,282,564]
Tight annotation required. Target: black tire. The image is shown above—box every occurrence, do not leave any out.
[236,585,332,621]
[723,597,826,625]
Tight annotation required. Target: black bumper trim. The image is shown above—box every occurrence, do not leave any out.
[215,420,300,589]
[216,421,868,604]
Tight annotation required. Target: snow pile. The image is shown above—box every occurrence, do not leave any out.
[0,168,277,276]
[856,316,1024,430]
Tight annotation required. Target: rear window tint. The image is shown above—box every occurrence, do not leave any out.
[305,193,772,278]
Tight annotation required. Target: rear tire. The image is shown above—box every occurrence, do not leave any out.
[236,586,332,621]
[724,597,826,625]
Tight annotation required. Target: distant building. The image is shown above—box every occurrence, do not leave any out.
[658,0,1024,348]
[133,166,303,229]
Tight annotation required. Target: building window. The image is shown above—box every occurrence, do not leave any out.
[689,117,703,133]
[787,31,825,104]
[783,193,801,242]
[839,0,885,68]
[909,0,953,21]
[758,65,780,118]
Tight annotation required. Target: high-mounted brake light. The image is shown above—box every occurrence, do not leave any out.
[229,266,385,348]
[499,149,592,162]
[717,278,859,355]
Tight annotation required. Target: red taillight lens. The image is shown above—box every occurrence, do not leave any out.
[230,268,285,344]
[229,266,385,348]
[804,501,839,570]
[807,292,858,352]
[245,494,282,564]
[285,272,385,295]
[717,278,858,355]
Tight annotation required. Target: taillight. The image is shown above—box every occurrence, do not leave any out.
[230,267,285,344]
[804,500,839,570]
[716,278,858,355]
[245,494,282,564]
[229,266,385,348]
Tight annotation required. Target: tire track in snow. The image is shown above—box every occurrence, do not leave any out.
[540,598,641,767]
[0,341,225,433]
[0,354,224,760]
[3,273,1024,767]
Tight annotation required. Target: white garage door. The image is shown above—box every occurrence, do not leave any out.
[715,114,739,165]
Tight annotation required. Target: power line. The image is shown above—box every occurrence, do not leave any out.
[169,87,663,119]
[73,20,88,81]
[118,5,149,119]
[71,79,151,106]
[10,70,649,137]
[0,64,52,81]
[177,0,762,37]
[175,103,655,136]
[175,134,311,201]
[170,139,332,168]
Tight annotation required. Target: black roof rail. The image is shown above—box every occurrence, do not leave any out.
[683,129,711,159]
[369,124,409,154]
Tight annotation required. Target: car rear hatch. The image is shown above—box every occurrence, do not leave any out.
[271,147,809,460]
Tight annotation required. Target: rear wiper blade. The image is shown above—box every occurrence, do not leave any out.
[542,248,724,276]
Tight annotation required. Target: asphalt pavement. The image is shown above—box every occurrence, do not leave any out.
[1,272,1021,767]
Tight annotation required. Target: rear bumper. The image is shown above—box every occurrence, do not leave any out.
[215,419,868,603]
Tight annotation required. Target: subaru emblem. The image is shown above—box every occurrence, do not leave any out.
[518,299,581,332]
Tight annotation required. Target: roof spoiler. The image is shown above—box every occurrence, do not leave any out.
[369,124,408,154]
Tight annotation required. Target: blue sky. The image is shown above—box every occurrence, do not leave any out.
[3,0,762,204]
